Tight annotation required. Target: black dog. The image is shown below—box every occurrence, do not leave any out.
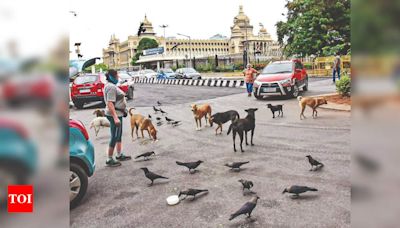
[209,110,240,135]
[227,108,257,152]
[266,104,283,118]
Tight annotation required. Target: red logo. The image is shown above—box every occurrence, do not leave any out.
[8,185,33,213]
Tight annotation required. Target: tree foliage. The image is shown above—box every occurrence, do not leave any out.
[131,38,159,65]
[276,0,350,57]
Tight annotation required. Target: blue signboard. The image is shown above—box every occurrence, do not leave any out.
[143,47,164,56]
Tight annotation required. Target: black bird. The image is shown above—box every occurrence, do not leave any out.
[178,188,208,200]
[148,114,152,119]
[140,167,169,186]
[156,117,162,121]
[160,109,167,115]
[165,116,174,123]
[171,121,181,126]
[135,151,155,160]
[238,179,254,192]
[306,155,324,171]
[157,121,163,126]
[153,106,160,113]
[176,160,203,174]
[157,101,162,106]
[229,196,260,221]
[282,185,318,197]
[224,161,249,171]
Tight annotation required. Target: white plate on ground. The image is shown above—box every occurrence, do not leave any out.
[166,195,180,205]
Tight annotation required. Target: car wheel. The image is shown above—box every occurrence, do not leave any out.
[291,83,300,98]
[127,87,134,100]
[303,77,309,91]
[0,164,27,204]
[70,162,88,209]
[197,76,202,80]
[253,91,264,100]
[74,101,84,109]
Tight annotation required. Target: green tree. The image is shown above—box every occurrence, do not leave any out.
[84,63,108,73]
[276,0,350,57]
[131,38,159,65]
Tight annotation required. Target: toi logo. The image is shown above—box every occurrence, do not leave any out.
[8,185,33,213]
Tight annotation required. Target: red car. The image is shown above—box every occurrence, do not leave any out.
[70,73,133,109]
[253,59,308,99]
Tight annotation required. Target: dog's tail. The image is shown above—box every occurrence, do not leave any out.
[235,112,240,120]
[129,108,135,116]
[227,123,233,135]
[297,96,303,101]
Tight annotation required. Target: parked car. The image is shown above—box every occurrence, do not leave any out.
[2,74,54,108]
[175,68,202,79]
[69,119,95,209]
[157,68,176,79]
[118,72,135,99]
[253,59,308,99]
[0,119,37,203]
[70,73,133,109]
[137,69,158,79]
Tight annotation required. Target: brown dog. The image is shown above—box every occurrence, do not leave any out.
[191,104,212,130]
[129,108,157,141]
[298,96,327,119]
[93,109,105,117]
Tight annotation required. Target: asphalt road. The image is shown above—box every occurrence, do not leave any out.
[70,78,350,228]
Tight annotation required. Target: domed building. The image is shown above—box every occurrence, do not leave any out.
[103,6,282,70]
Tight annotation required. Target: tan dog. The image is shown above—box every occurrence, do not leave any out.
[93,109,105,117]
[297,96,328,119]
[191,104,212,130]
[129,108,157,141]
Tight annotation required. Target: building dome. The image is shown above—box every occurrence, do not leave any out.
[234,5,250,24]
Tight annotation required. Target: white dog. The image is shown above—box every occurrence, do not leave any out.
[90,117,110,136]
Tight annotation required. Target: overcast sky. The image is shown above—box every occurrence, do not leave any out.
[69,0,287,59]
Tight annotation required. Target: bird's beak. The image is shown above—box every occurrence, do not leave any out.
[282,189,287,194]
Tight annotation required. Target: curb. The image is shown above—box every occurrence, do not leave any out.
[133,77,246,88]
[310,93,351,112]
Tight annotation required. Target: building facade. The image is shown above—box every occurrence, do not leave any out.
[103,6,282,69]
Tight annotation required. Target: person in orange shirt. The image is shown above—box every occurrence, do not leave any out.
[243,64,259,97]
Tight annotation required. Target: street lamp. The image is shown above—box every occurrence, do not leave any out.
[159,24,168,38]
[177,33,192,67]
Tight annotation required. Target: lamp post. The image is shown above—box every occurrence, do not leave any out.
[159,24,168,38]
[177,33,192,67]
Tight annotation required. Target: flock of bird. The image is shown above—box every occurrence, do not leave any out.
[149,101,181,127]
[135,101,325,222]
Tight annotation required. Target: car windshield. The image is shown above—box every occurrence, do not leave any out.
[262,62,293,74]
[74,75,98,85]
[144,70,155,73]
[183,68,196,73]
[119,73,131,80]
[162,69,174,73]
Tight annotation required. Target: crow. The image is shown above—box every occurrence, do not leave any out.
[178,188,208,200]
[157,101,162,106]
[171,121,181,126]
[153,106,160,113]
[160,109,167,115]
[148,114,152,119]
[176,160,203,174]
[157,121,163,126]
[156,117,161,121]
[282,185,318,197]
[238,179,254,192]
[135,151,155,160]
[229,196,260,221]
[306,155,324,171]
[224,161,249,171]
[165,116,174,123]
[140,167,168,186]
